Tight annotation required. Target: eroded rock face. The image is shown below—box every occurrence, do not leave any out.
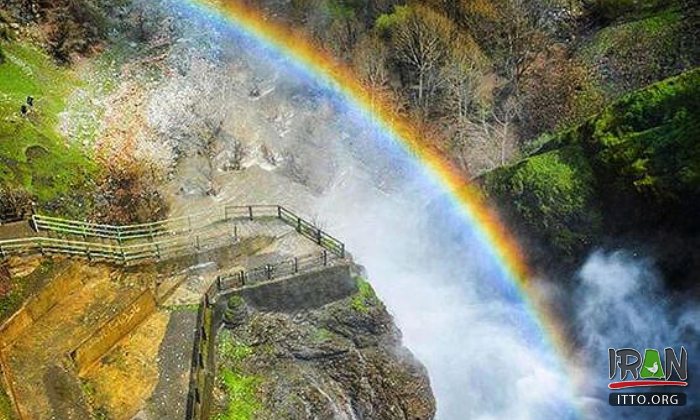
[213,276,436,420]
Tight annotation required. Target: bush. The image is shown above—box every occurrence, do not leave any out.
[92,162,169,225]
[0,186,33,221]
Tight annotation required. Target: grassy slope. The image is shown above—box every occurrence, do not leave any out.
[482,68,700,266]
[0,41,96,211]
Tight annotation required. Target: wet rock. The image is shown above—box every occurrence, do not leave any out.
[213,274,436,419]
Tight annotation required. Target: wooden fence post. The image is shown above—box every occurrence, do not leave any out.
[322,250,328,266]
[294,257,298,273]
[277,206,282,219]
[248,206,253,221]
[296,217,301,232]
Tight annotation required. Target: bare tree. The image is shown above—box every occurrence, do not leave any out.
[389,5,455,113]
[460,0,551,93]
[352,34,392,111]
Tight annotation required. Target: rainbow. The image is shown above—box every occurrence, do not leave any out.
[179,0,580,414]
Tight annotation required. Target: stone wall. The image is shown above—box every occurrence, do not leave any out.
[234,265,357,312]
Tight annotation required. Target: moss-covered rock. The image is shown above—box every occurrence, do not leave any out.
[212,270,435,419]
[575,2,696,115]
[483,144,603,257]
[481,68,700,279]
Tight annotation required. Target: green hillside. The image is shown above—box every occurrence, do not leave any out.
[0,41,96,212]
[481,68,700,280]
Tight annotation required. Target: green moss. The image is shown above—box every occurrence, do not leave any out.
[351,277,378,313]
[312,327,333,342]
[227,295,244,310]
[0,260,54,321]
[484,146,602,255]
[588,68,700,199]
[218,330,254,364]
[0,40,97,213]
[216,330,261,420]
[168,303,200,313]
[593,0,674,21]
[215,368,262,420]
[578,8,685,99]
[482,68,700,259]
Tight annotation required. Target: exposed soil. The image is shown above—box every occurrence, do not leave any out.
[2,263,150,419]
[82,310,170,419]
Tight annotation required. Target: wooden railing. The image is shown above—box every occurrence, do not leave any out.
[31,205,277,242]
[0,205,345,264]
[0,235,203,263]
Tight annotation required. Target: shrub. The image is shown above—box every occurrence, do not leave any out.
[0,186,33,221]
[92,162,169,225]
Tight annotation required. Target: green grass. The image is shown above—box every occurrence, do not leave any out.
[216,330,261,420]
[351,277,378,313]
[0,40,97,212]
[215,368,262,420]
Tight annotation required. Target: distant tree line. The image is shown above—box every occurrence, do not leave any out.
[263,0,697,174]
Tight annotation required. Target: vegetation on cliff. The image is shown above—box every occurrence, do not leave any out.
[213,275,435,419]
[481,68,700,281]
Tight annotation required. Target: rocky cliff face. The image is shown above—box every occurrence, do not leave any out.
[211,268,436,420]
